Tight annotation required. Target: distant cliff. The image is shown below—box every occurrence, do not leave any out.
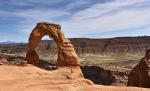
[0,36,149,54]
[37,36,150,54]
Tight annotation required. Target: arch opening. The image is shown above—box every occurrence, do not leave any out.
[36,35,58,65]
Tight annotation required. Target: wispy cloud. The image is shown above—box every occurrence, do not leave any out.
[60,0,150,37]
[3,0,65,6]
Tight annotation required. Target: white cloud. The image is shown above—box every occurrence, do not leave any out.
[66,0,91,10]
[16,9,69,19]
[59,0,150,37]
[8,0,64,6]
[13,9,70,33]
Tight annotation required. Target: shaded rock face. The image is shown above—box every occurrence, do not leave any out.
[127,49,150,88]
[26,22,80,66]
[81,66,115,85]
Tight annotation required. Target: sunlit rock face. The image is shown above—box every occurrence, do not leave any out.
[0,65,149,91]
[26,22,80,67]
[128,49,150,88]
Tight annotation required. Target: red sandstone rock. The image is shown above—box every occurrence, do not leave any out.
[127,49,150,88]
[26,22,80,67]
[0,65,149,91]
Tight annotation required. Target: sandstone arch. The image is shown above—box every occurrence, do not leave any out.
[26,22,80,67]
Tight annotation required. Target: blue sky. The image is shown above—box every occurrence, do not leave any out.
[0,0,150,42]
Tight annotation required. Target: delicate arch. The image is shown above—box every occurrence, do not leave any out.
[26,22,80,67]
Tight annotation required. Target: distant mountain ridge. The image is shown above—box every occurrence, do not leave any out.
[0,41,16,44]
[0,41,27,44]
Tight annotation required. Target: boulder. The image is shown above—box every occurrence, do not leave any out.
[127,49,150,88]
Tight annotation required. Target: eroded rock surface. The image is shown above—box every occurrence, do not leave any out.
[26,22,80,67]
[0,65,149,91]
[128,49,150,88]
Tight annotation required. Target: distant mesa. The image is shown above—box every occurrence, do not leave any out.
[0,36,150,55]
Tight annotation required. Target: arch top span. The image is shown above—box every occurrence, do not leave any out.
[26,22,80,67]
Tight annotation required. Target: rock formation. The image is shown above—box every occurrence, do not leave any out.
[127,49,150,88]
[26,22,80,67]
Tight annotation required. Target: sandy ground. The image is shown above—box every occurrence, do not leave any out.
[0,65,149,91]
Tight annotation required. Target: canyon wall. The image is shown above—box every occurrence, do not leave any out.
[36,36,150,55]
